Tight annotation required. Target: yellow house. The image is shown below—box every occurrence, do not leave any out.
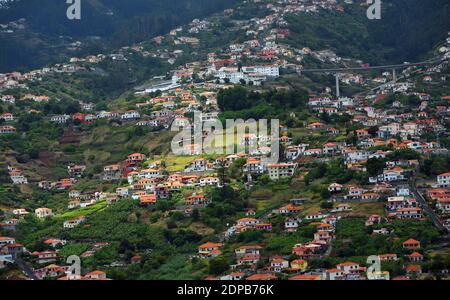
[198,242,223,256]
[291,259,308,271]
[234,245,262,256]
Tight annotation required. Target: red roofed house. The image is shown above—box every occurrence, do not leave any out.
[307,122,325,130]
[127,153,146,164]
[0,237,15,247]
[437,173,450,188]
[0,125,16,134]
[246,273,277,280]
[323,268,345,280]
[139,194,157,205]
[84,270,107,280]
[336,262,361,274]
[289,274,321,280]
[407,252,424,262]
[269,256,289,272]
[32,251,60,264]
[402,239,421,250]
[290,259,308,271]
[405,264,422,275]
[198,242,223,257]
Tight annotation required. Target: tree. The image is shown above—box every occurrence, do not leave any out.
[65,102,81,115]
[28,148,39,159]
[133,126,145,137]
[320,201,333,209]
[192,209,200,222]
[320,189,331,200]
[209,257,229,275]
[119,239,134,254]
[366,157,386,176]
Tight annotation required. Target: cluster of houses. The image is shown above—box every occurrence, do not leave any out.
[0,236,24,269]
[197,235,428,281]
[426,174,450,230]
[1,0,449,281]
[30,246,110,280]
[0,232,110,280]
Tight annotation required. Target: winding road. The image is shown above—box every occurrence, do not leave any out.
[15,257,38,280]
[409,178,449,235]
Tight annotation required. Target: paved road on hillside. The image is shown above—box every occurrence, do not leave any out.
[15,257,38,280]
[409,178,449,235]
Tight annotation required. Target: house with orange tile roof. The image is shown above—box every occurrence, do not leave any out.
[244,157,265,174]
[307,122,325,130]
[274,203,302,215]
[290,259,308,271]
[402,238,421,250]
[198,242,223,257]
[405,264,422,275]
[32,250,60,264]
[378,254,398,262]
[323,268,345,280]
[186,194,211,206]
[392,276,410,280]
[289,274,321,280]
[314,230,332,243]
[246,273,277,280]
[237,253,260,266]
[237,218,259,226]
[0,237,15,247]
[336,262,362,274]
[43,239,67,248]
[406,252,424,262]
[269,256,289,272]
[139,194,157,205]
[84,270,107,280]
[219,272,246,280]
[127,153,146,164]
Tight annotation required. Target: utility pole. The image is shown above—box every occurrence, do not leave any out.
[335,73,340,98]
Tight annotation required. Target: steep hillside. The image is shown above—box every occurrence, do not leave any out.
[286,0,450,64]
[0,0,239,72]
[367,0,450,62]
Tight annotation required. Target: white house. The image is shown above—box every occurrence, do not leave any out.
[242,65,279,77]
[267,163,297,180]
[199,177,221,187]
[0,237,16,247]
[323,269,345,280]
[0,113,14,122]
[285,218,300,232]
[336,262,360,274]
[437,173,450,188]
[121,110,141,120]
[237,218,259,227]
[0,125,16,134]
[63,216,86,229]
[328,183,343,193]
[50,115,70,124]
[269,257,289,272]
[9,171,28,185]
[35,208,53,219]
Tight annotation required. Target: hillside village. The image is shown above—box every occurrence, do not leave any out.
[0,0,449,280]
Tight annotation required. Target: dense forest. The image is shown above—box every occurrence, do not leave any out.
[286,0,450,64]
[0,0,448,72]
[0,0,238,72]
